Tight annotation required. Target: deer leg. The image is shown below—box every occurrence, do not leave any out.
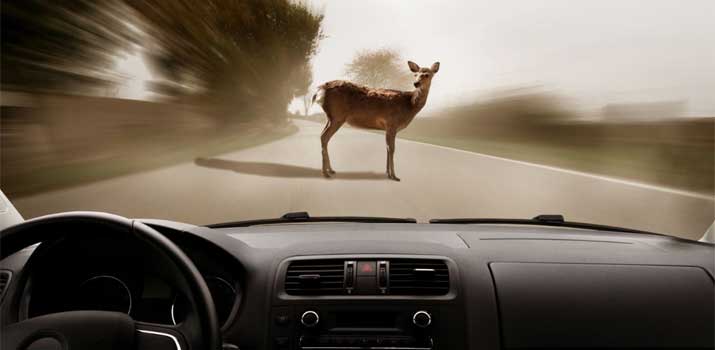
[320,120,333,176]
[385,130,400,181]
[320,121,334,174]
[321,119,344,177]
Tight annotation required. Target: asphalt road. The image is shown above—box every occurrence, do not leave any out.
[11,120,714,240]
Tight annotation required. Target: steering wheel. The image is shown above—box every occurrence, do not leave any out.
[0,212,221,350]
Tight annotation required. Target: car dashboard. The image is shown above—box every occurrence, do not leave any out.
[1,220,714,350]
[13,229,242,328]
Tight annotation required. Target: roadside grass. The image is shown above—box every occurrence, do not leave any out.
[399,133,714,196]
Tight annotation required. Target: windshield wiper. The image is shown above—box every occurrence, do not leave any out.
[207,211,417,228]
[430,214,658,235]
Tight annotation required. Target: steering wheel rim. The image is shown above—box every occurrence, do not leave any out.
[0,211,221,350]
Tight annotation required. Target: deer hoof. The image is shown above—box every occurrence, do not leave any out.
[322,171,332,178]
[328,169,336,175]
[388,174,401,182]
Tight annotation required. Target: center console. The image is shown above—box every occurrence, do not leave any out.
[269,256,464,350]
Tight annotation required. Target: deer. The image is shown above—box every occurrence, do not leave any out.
[312,60,439,181]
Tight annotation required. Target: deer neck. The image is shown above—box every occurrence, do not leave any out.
[411,83,431,112]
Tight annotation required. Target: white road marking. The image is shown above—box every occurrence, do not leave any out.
[399,137,714,201]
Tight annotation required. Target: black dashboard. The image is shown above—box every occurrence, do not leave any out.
[1,219,714,350]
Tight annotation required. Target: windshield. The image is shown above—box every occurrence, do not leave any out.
[1,0,713,240]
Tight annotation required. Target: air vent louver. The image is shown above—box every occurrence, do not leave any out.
[285,260,345,295]
[388,259,449,295]
[0,270,12,302]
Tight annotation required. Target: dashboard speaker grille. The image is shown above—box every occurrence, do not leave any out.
[388,259,450,295]
[285,260,345,295]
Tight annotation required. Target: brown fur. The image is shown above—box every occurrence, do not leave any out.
[320,80,417,130]
[316,61,439,181]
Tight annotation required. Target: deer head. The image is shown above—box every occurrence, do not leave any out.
[408,61,440,89]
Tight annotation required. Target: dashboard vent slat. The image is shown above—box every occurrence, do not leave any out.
[285,260,346,295]
[388,259,449,295]
[0,270,12,302]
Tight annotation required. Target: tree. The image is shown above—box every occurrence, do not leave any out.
[125,0,324,119]
[1,0,323,122]
[1,0,136,92]
[344,48,413,90]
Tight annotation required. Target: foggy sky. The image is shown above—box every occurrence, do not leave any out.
[301,0,714,116]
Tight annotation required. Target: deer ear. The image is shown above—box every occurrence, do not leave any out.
[408,61,420,73]
[430,62,440,73]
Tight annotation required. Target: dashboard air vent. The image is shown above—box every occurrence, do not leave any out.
[0,270,12,302]
[285,259,345,295]
[389,259,449,295]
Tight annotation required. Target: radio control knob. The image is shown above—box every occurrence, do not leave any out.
[300,310,319,327]
[413,310,432,328]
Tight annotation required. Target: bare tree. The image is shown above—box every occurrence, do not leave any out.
[302,93,313,116]
[344,48,413,90]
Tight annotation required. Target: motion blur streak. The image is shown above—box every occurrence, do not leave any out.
[2,0,323,196]
[1,1,713,238]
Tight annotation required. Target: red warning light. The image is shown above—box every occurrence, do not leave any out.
[357,261,376,275]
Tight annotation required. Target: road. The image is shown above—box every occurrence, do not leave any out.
[11,120,714,240]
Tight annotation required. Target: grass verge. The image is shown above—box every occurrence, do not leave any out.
[399,133,714,195]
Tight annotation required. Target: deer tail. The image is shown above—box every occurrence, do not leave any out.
[311,85,326,109]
